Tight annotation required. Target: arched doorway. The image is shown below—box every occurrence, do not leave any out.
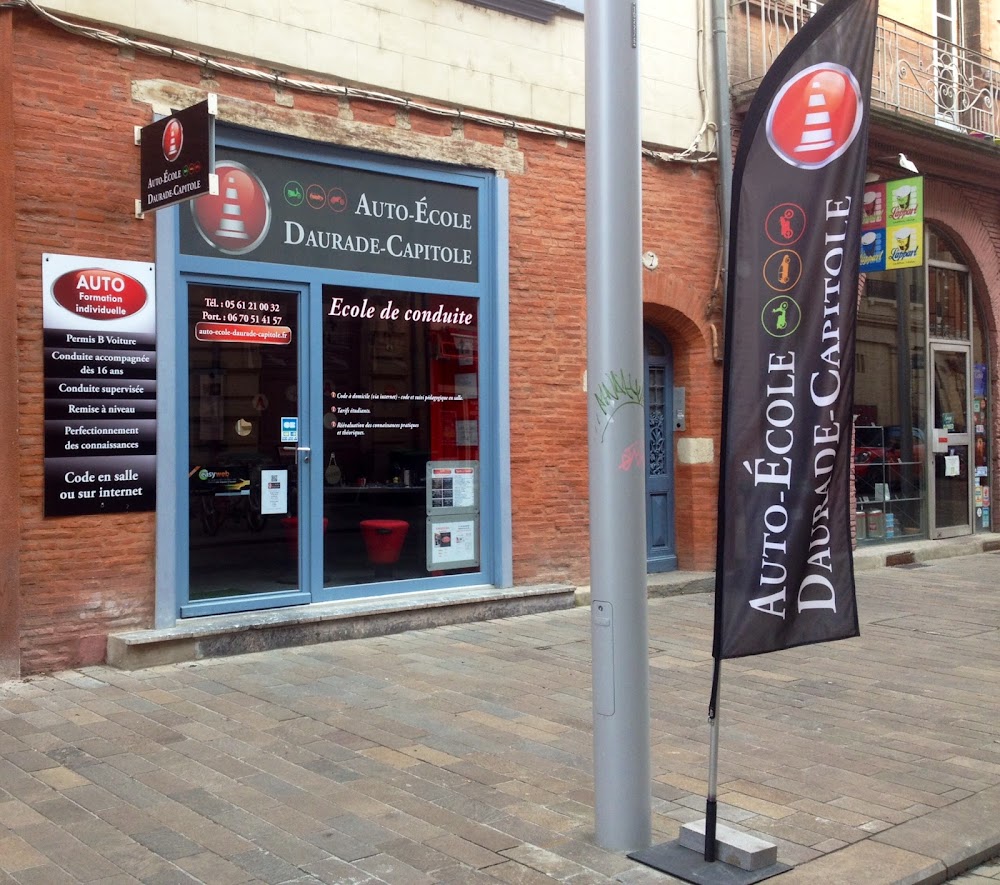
[644,327,677,571]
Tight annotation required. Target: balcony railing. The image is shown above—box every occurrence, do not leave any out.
[730,0,1000,141]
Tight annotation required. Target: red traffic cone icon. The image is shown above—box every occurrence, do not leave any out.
[214,176,250,241]
[794,78,836,154]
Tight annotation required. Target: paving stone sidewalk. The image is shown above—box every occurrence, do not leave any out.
[0,553,998,884]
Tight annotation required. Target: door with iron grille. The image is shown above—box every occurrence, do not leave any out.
[644,328,677,572]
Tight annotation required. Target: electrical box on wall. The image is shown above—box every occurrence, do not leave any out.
[674,387,686,431]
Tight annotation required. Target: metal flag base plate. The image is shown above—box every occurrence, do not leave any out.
[628,841,791,885]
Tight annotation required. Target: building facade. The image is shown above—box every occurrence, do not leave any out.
[4,0,996,678]
[730,0,999,547]
[1,0,723,675]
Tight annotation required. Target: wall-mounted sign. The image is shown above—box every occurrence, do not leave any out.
[860,176,924,272]
[138,95,218,215]
[179,147,479,282]
[42,254,157,516]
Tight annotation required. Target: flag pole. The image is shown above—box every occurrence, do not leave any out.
[705,657,722,861]
[585,0,651,853]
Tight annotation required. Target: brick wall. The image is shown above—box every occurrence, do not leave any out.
[12,18,160,673]
[9,12,721,672]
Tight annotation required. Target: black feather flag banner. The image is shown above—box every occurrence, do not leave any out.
[714,0,879,659]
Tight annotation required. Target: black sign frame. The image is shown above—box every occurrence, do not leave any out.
[138,95,217,215]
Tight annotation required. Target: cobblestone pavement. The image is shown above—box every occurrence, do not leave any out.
[0,552,998,883]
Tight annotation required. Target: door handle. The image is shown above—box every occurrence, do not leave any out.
[282,445,311,462]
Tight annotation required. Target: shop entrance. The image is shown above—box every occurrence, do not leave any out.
[930,343,973,538]
[187,283,311,607]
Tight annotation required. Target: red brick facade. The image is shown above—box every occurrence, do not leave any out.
[2,10,723,674]
[7,9,998,676]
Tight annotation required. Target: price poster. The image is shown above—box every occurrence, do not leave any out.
[42,254,157,516]
[425,461,479,570]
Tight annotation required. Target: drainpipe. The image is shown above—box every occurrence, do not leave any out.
[712,0,734,331]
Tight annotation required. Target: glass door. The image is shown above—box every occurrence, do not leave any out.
[930,343,972,538]
[186,283,311,608]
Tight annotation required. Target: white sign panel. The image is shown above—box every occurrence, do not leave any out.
[261,468,288,515]
[429,518,478,568]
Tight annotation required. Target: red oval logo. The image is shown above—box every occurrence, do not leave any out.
[766,63,863,169]
[52,269,148,320]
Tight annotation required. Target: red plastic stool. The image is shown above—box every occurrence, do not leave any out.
[360,519,409,566]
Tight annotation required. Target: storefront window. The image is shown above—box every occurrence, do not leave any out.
[929,265,969,340]
[855,266,927,541]
[322,286,480,585]
[856,223,992,542]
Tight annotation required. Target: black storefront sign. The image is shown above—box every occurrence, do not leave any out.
[42,255,157,516]
[179,148,479,283]
[139,96,217,214]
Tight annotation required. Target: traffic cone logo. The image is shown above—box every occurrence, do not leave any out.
[190,161,271,255]
[162,118,184,163]
[795,84,836,154]
[216,177,250,241]
[766,63,863,170]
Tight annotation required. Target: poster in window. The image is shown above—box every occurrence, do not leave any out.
[427,461,479,514]
[974,364,987,398]
[427,517,479,569]
[455,420,479,448]
[454,373,478,399]
[426,461,478,514]
[261,469,288,515]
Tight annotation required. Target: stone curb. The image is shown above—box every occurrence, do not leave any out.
[107,583,575,669]
[758,764,1000,884]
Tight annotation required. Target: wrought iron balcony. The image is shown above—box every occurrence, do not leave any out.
[729,0,1000,141]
